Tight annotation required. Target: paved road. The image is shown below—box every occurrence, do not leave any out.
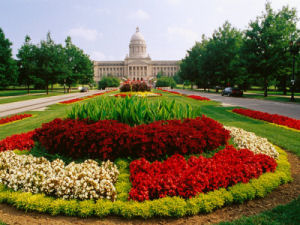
[175,89,300,119]
[0,90,104,117]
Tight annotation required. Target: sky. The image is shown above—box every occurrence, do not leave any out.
[1,0,300,61]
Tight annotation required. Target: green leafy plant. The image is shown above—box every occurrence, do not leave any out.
[67,96,201,126]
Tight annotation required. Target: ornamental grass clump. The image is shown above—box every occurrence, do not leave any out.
[68,96,201,126]
[0,151,119,201]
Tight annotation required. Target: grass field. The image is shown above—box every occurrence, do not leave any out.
[218,196,300,225]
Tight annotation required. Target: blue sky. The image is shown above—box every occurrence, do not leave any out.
[1,0,299,61]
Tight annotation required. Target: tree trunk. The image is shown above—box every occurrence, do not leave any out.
[283,78,287,95]
[191,82,193,90]
[263,77,268,97]
[68,85,71,93]
[46,81,49,95]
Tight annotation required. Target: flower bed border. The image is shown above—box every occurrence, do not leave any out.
[0,146,291,218]
[232,108,300,132]
[0,114,33,127]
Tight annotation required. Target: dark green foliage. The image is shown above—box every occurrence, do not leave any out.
[98,76,120,89]
[67,96,201,126]
[0,28,18,88]
[156,76,176,88]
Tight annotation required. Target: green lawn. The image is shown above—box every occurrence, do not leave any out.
[0,89,46,97]
[218,196,300,225]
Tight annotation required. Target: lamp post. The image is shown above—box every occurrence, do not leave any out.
[289,39,300,102]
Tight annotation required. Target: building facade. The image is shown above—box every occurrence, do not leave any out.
[93,27,180,82]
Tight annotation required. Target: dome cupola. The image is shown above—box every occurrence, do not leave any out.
[129,27,147,58]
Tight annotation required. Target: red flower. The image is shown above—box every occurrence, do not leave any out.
[33,116,230,161]
[0,114,32,125]
[0,131,35,152]
[187,95,210,101]
[233,108,300,131]
[128,145,277,201]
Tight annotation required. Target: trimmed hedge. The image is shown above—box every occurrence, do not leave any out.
[0,146,291,218]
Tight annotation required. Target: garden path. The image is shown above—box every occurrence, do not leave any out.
[0,152,298,225]
[0,90,104,117]
[174,89,300,119]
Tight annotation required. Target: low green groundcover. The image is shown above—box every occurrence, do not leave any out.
[0,146,291,218]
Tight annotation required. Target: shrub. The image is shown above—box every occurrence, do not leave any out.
[98,77,120,90]
[128,146,277,201]
[33,116,230,161]
[67,97,201,126]
[120,81,150,92]
[156,77,176,88]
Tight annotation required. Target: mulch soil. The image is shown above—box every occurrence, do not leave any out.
[0,152,299,225]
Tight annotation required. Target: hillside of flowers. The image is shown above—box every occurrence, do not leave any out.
[0,114,32,125]
[233,108,300,131]
[0,92,293,218]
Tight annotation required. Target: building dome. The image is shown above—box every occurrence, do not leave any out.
[130,27,146,43]
[129,27,148,58]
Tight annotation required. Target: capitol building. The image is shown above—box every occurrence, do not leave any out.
[93,27,180,82]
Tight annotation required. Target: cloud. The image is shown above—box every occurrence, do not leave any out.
[129,9,150,20]
[68,27,102,41]
[167,26,199,44]
[90,51,106,60]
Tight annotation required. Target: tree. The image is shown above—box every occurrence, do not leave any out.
[63,36,94,92]
[0,28,18,88]
[17,35,39,93]
[156,76,176,88]
[205,22,243,88]
[242,3,299,97]
[35,32,66,94]
[98,76,120,89]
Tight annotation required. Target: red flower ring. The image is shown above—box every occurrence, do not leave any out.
[129,145,277,201]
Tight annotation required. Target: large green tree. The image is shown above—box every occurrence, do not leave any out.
[36,32,66,94]
[63,36,93,92]
[0,28,18,88]
[17,35,40,93]
[242,3,299,96]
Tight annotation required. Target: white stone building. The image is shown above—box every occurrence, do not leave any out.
[93,27,180,82]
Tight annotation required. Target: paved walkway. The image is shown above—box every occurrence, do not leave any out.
[174,89,300,119]
[0,90,104,117]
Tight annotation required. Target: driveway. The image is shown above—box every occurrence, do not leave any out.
[0,90,104,117]
[175,89,300,119]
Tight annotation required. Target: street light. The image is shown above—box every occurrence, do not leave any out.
[289,39,300,102]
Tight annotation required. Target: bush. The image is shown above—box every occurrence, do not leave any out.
[120,81,150,92]
[156,77,176,88]
[98,77,120,90]
[67,97,201,126]
[33,116,230,161]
